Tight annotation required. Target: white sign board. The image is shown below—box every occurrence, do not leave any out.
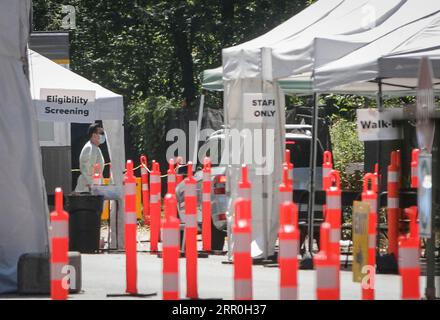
[356,108,403,141]
[36,89,96,123]
[243,93,277,124]
[418,153,432,238]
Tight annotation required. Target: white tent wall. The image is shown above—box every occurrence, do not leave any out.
[0,0,49,293]
[223,77,285,259]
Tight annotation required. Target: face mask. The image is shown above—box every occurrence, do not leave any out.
[99,134,106,145]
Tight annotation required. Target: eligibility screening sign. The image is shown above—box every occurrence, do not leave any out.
[36,88,96,123]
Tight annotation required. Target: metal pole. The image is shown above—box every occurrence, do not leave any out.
[192,94,205,170]
[305,93,319,265]
[425,123,438,299]
[376,79,383,252]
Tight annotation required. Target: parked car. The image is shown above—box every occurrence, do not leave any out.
[175,124,330,251]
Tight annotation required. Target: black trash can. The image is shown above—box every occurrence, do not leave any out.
[67,194,104,253]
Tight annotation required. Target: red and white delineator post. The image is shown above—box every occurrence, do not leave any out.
[387,151,400,260]
[411,149,420,188]
[279,202,299,300]
[326,170,341,297]
[314,220,339,300]
[184,162,199,299]
[162,193,180,300]
[49,188,69,300]
[233,198,253,300]
[124,160,138,294]
[373,163,379,193]
[361,173,378,300]
[322,151,333,191]
[279,165,293,207]
[202,157,212,252]
[92,163,102,186]
[284,149,294,184]
[149,161,161,253]
[399,206,420,300]
[238,164,251,201]
[140,155,150,226]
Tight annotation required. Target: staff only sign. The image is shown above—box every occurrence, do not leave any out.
[356,108,403,141]
[243,93,277,124]
[36,88,96,123]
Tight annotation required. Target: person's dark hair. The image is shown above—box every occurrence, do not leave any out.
[87,123,103,139]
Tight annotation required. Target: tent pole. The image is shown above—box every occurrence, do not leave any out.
[376,79,383,253]
[303,92,319,268]
[192,93,205,169]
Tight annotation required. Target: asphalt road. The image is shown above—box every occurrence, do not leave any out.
[2,252,436,300]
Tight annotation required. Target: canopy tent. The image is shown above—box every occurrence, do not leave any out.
[0,0,49,293]
[28,50,126,250]
[314,12,440,92]
[203,0,440,95]
[219,0,440,259]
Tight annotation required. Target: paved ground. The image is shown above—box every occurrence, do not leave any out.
[1,250,438,300]
[1,228,438,300]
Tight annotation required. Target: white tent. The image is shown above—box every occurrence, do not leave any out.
[314,12,440,92]
[0,0,49,293]
[28,50,126,250]
[220,0,440,259]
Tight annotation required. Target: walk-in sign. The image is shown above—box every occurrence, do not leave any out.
[418,153,432,238]
[352,201,370,283]
[356,108,403,141]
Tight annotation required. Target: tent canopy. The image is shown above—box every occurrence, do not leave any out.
[29,50,124,121]
[314,12,440,92]
[203,0,440,96]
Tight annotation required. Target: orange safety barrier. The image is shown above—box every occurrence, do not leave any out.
[322,151,333,191]
[279,202,299,300]
[233,198,253,300]
[167,159,177,195]
[238,164,251,200]
[361,173,377,300]
[284,149,294,184]
[388,151,400,260]
[150,161,161,253]
[184,162,198,299]
[124,160,138,294]
[49,188,69,300]
[162,194,180,300]
[140,155,150,226]
[202,157,212,252]
[411,149,420,188]
[326,170,341,297]
[314,220,339,300]
[399,206,420,300]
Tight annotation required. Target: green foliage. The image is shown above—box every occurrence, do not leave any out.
[126,96,180,163]
[329,116,365,190]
